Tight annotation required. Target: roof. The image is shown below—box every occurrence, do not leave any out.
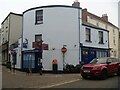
[82,22,109,32]
[87,11,119,29]
[23,5,82,14]
[1,12,23,25]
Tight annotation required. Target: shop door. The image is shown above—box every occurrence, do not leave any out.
[81,50,90,64]
[89,49,96,62]
[35,52,40,71]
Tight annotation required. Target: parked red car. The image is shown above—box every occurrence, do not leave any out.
[80,57,120,79]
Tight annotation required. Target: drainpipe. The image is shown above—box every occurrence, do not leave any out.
[78,8,81,64]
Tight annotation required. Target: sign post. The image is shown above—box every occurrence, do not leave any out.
[61,47,67,69]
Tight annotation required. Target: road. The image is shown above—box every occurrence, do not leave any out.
[2,66,120,89]
[51,75,120,89]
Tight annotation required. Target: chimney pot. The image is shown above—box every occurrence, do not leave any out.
[101,14,108,22]
[72,0,80,7]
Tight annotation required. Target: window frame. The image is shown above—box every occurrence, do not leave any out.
[35,34,42,42]
[35,10,43,25]
[85,28,91,42]
[98,31,104,44]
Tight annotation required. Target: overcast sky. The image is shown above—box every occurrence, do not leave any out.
[0,0,119,27]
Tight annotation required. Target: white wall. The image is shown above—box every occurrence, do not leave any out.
[81,24,109,49]
[23,6,82,70]
[9,14,22,46]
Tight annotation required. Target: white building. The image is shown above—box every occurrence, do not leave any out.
[81,22,109,64]
[22,5,82,71]
[21,5,109,71]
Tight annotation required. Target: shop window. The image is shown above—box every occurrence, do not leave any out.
[23,53,35,69]
[91,51,94,54]
[83,51,88,55]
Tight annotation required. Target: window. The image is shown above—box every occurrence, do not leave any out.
[113,29,115,35]
[86,28,91,42]
[113,37,116,45]
[23,53,35,68]
[98,31,103,44]
[96,22,99,27]
[105,25,107,29]
[114,51,116,57]
[35,34,42,42]
[83,51,88,55]
[35,10,43,24]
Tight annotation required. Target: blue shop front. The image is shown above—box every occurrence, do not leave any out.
[22,48,42,72]
[81,46,109,64]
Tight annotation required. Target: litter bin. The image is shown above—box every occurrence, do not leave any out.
[52,59,58,74]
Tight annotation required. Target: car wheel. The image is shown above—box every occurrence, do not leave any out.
[117,67,120,76]
[101,70,107,80]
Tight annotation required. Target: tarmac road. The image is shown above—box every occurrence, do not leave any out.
[52,75,120,89]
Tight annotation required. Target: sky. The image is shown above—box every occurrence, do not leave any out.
[0,0,119,27]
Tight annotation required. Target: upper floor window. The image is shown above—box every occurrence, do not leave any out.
[98,31,103,44]
[96,22,99,27]
[105,25,107,30]
[113,37,116,45]
[85,28,91,42]
[113,29,115,35]
[35,10,43,24]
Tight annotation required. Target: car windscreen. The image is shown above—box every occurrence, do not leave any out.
[90,58,107,64]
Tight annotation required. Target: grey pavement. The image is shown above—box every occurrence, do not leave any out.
[2,66,81,89]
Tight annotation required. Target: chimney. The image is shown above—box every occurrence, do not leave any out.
[82,8,88,22]
[101,14,108,22]
[72,0,80,7]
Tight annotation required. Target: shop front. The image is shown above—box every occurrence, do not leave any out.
[22,49,42,72]
[81,46,109,64]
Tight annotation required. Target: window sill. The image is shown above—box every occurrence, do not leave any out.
[98,42,104,44]
[35,22,43,25]
[85,40,92,43]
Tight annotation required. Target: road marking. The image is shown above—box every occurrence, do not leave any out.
[40,78,82,88]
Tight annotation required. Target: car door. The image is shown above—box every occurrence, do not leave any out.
[107,58,114,73]
[111,58,118,72]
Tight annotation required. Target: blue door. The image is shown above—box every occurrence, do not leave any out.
[81,48,96,64]
[81,49,90,64]
[89,49,96,62]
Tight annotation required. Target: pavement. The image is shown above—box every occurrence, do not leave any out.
[2,65,82,89]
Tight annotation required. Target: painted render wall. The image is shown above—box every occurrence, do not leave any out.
[23,6,82,71]
[81,24,109,49]
[1,17,9,44]
[87,15,119,57]
[9,14,22,46]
